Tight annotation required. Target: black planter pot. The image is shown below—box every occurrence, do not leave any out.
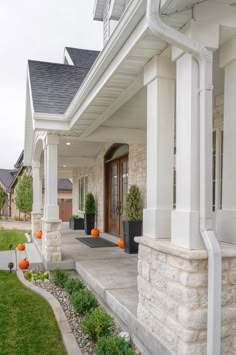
[84,214,95,235]
[69,218,84,230]
[123,220,142,254]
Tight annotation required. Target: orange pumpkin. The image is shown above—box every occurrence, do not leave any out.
[18,258,29,270]
[118,238,125,249]
[91,228,100,237]
[36,230,42,239]
[17,244,25,251]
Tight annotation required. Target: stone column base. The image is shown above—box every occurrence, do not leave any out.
[135,236,236,355]
[31,212,42,238]
[41,218,62,262]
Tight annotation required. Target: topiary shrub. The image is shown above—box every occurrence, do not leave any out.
[81,308,113,341]
[95,336,135,355]
[123,185,143,221]
[71,288,98,315]
[64,277,85,295]
[50,268,68,288]
[85,193,96,214]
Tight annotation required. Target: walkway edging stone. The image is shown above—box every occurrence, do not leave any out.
[17,270,82,355]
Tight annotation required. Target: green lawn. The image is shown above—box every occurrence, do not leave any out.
[0,271,66,355]
[0,229,28,250]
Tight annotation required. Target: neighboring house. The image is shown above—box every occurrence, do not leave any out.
[0,151,72,221]
[23,0,236,354]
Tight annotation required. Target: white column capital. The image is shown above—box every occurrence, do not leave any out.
[32,160,40,169]
[45,134,59,146]
[220,37,236,68]
[144,55,176,86]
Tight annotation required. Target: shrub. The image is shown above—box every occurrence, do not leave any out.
[64,277,85,295]
[70,214,79,219]
[71,288,98,315]
[123,185,142,221]
[95,336,135,355]
[81,308,113,341]
[50,268,68,287]
[24,269,49,282]
[85,193,96,214]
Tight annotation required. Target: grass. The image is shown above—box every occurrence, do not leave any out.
[0,229,28,250]
[0,271,66,355]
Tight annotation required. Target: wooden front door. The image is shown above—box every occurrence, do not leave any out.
[106,156,128,236]
[59,199,72,222]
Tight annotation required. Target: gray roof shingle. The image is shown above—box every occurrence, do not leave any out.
[65,47,100,68]
[42,178,72,192]
[28,60,90,114]
[0,169,17,190]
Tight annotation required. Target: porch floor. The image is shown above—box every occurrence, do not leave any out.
[61,224,139,318]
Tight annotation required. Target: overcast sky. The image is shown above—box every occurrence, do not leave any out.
[0,0,103,168]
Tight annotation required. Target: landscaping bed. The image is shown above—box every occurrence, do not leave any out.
[0,271,66,355]
[26,269,138,355]
[0,228,28,250]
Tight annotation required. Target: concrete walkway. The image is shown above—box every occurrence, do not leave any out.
[0,220,31,230]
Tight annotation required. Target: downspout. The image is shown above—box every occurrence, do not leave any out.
[146,1,221,355]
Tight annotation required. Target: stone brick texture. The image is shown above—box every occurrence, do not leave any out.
[42,220,62,262]
[72,143,146,231]
[137,242,236,355]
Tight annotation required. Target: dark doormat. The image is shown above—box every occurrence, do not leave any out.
[76,237,117,248]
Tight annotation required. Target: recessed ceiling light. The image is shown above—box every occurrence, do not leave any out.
[66,142,71,146]
[62,165,67,168]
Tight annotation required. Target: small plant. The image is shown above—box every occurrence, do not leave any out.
[123,185,142,221]
[95,336,135,355]
[50,268,68,287]
[71,288,98,315]
[85,193,96,214]
[81,308,113,341]
[64,277,85,295]
[25,269,49,282]
[70,214,79,219]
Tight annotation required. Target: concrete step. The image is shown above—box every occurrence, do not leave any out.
[16,243,44,270]
[75,261,169,355]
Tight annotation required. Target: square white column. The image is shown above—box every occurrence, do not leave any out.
[32,161,42,213]
[217,45,236,243]
[171,53,204,249]
[143,56,175,239]
[44,135,59,220]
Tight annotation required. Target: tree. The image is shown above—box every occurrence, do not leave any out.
[15,174,33,220]
[0,185,6,217]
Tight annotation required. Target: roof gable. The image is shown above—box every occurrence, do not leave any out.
[65,48,100,68]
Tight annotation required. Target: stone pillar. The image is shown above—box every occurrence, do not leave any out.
[31,161,42,237]
[41,135,61,262]
[143,55,175,239]
[217,37,236,243]
[136,236,236,354]
[171,53,204,249]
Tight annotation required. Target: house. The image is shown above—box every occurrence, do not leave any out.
[0,151,73,221]
[23,0,236,353]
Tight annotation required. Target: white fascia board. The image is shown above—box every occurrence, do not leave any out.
[33,115,69,131]
[64,48,74,65]
[66,0,147,122]
[23,80,34,167]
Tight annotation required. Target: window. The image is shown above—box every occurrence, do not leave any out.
[79,176,88,211]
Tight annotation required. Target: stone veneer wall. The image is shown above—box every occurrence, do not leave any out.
[72,143,147,232]
[136,237,236,355]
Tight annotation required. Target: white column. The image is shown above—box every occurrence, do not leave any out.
[143,56,175,239]
[32,161,42,213]
[217,38,236,243]
[44,135,59,220]
[171,53,204,249]
[72,168,79,214]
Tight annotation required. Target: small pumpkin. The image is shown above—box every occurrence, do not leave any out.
[36,230,42,239]
[118,238,125,249]
[91,228,100,237]
[17,243,25,251]
[18,258,29,270]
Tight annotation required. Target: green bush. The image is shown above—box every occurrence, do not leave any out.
[24,270,49,282]
[95,336,135,355]
[71,288,98,315]
[50,268,68,287]
[81,308,113,341]
[64,277,85,295]
[123,185,142,221]
[70,214,79,219]
[85,193,96,214]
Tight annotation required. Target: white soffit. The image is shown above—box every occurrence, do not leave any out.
[109,0,127,20]
[161,0,205,15]
[93,0,107,21]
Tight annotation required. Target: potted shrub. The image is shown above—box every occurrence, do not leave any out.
[84,193,96,235]
[123,185,143,254]
[69,214,84,230]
